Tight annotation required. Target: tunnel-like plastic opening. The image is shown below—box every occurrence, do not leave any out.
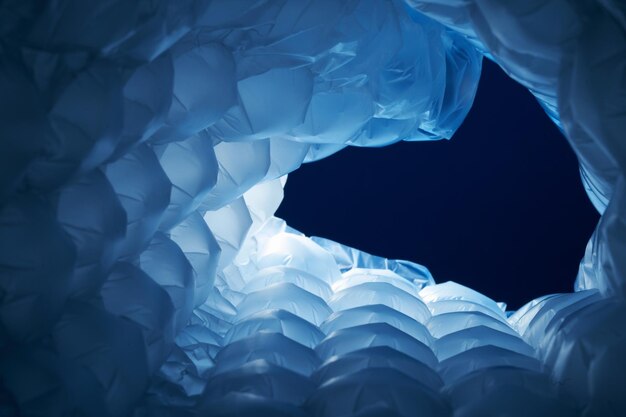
[0,1,625,416]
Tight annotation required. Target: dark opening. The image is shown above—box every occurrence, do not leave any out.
[276,59,600,310]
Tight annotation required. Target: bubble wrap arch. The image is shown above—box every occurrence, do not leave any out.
[0,1,624,416]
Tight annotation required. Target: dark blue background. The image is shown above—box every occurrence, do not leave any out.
[276,59,600,309]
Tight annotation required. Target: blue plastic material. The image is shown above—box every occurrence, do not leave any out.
[0,0,625,416]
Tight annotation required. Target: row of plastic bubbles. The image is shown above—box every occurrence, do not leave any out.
[132,202,624,417]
